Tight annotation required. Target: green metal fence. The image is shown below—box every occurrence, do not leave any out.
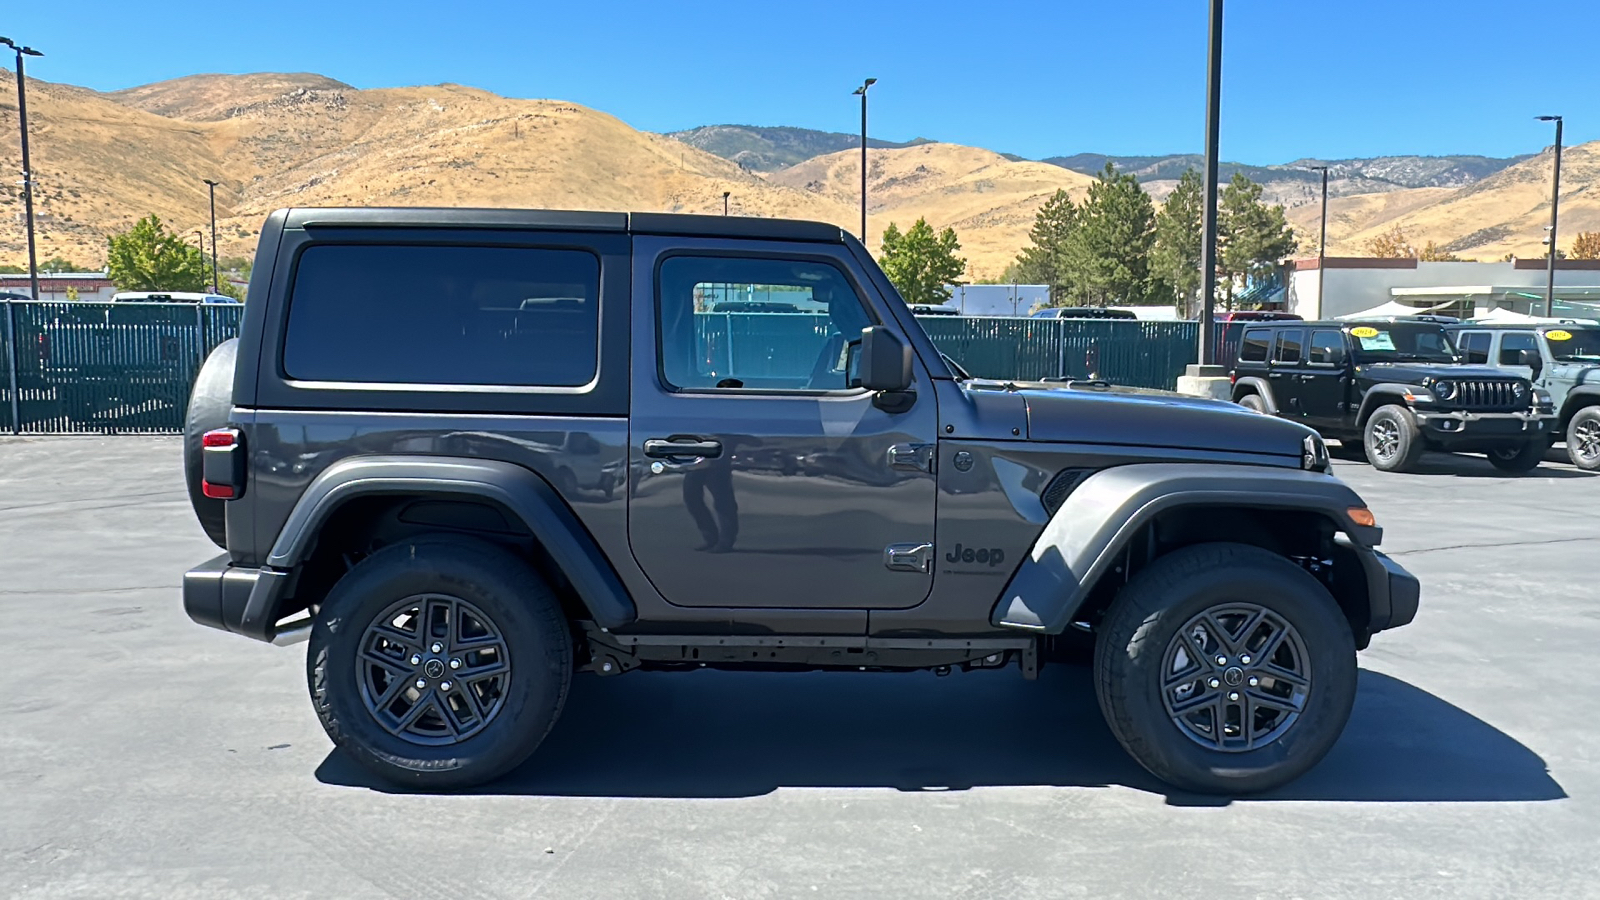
[0,302,1232,434]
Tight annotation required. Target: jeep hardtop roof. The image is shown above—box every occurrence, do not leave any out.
[280,207,848,243]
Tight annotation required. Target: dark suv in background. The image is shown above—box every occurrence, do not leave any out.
[1230,319,1554,473]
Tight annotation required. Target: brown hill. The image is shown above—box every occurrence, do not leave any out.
[3,69,1597,281]
[770,143,1098,279]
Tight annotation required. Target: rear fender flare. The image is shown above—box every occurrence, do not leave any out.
[267,455,635,629]
[1231,376,1278,412]
[990,463,1378,634]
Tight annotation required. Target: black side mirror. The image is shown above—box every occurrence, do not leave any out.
[850,326,913,392]
[1517,349,1542,372]
[1322,345,1345,366]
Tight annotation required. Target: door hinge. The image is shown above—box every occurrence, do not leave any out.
[887,442,936,473]
[884,542,934,573]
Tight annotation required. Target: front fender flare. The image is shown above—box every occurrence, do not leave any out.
[990,463,1379,634]
[1356,385,1419,425]
[1558,384,1600,426]
[267,455,636,629]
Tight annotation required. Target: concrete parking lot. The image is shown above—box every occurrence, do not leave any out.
[2,435,1597,899]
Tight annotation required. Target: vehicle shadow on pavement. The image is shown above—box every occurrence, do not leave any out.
[1333,450,1596,479]
[315,667,1564,805]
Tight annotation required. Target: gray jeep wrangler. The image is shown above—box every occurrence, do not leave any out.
[1448,322,1600,470]
[181,208,1419,795]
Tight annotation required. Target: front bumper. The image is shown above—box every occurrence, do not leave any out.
[1413,407,1556,449]
[1337,538,1420,634]
[183,553,299,644]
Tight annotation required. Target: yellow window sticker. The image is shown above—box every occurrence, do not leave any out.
[1547,330,1573,341]
[1350,326,1379,338]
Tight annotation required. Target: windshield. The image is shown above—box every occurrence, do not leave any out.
[1347,323,1459,362]
[1544,327,1600,362]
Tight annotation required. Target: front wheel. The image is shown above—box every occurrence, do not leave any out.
[1094,542,1357,795]
[1364,405,1425,472]
[307,539,572,789]
[1568,407,1600,471]
[1487,441,1545,474]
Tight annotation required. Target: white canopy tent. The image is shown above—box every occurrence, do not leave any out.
[1467,307,1600,325]
[1335,299,1454,320]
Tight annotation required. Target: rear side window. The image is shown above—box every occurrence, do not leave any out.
[1240,329,1270,362]
[1499,332,1539,365]
[283,244,600,386]
[1274,329,1305,364]
[1457,331,1491,364]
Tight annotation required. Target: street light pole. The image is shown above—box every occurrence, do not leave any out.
[1308,165,1329,315]
[852,78,877,243]
[202,179,220,293]
[1537,115,1563,318]
[2,38,44,302]
[1197,0,1223,364]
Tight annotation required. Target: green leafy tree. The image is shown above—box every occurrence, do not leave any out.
[107,215,210,292]
[1011,189,1078,302]
[38,256,83,272]
[879,218,967,305]
[1060,163,1162,306]
[0,264,24,274]
[1218,173,1296,306]
[1151,169,1204,315]
[1364,224,1416,260]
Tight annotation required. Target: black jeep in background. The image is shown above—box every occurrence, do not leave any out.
[181,207,1418,796]
[1230,319,1555,473]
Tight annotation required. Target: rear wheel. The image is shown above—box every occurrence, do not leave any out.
[1237,393,1267,414]
[1568,407,1600,471]
[307,539,572,790]
[1487,441,1545,474]
[1094,542,1357,795]
[1363,405,1424,473]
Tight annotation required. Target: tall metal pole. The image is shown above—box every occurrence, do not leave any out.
[853,78,876,242]
[203,179,220,293]
[1538,116,1563,318]
[1310,165,1329,314]
[4,41,44,303]
[1197,0,1223,363]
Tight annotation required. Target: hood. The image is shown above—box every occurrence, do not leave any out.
[982,380,1315,458]
[1355,362,1521,382]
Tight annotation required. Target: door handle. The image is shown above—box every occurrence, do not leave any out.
[644,438,723,459]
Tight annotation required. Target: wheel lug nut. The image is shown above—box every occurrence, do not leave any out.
[441,681,453,692]
[1208,678,1221,689]
[1248,676,1259,687]
[1228,692,1240,701]
[414,678,427,690]
[449,658,462,670]
[430,642,444,654]
[1241,655,1252,665]
[409,654,422,666]
[1215,656,1227,666]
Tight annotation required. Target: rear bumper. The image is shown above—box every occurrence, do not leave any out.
[1414,408,1555,449]
[183,553,299,644]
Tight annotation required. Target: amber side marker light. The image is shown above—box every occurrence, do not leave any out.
[1347,507,1377,528]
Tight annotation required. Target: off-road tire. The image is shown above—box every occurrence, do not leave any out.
[1486,440,1545,474]
[307,538,572,790]
[1237,393,1267,414]
[1094,542,1358,795]
[1567,406,1600,472]
[1363,405,1425,473]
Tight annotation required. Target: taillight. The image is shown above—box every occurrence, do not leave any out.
[201,428,245,500]
[37,333,49,363]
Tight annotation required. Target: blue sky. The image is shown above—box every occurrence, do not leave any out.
[5,0,1595,162]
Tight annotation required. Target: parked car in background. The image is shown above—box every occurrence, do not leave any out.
[1230,318,1554,473]
[907,303,959,316]
[1029,306,1137,320]
[1447,322,1600,470]
[1214,311,1303,323]
[707,300,802,313]
[112,291,239,304]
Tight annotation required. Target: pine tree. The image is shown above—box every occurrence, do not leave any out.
[1151,169,1204,314]
[1011,189,1077,302]
[1218,173,1296,306]
[1060,163,1160,306]
[879,218,967,305]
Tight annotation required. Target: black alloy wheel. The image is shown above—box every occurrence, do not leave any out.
[1160,604,1311,752]
[357,594,512,745]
